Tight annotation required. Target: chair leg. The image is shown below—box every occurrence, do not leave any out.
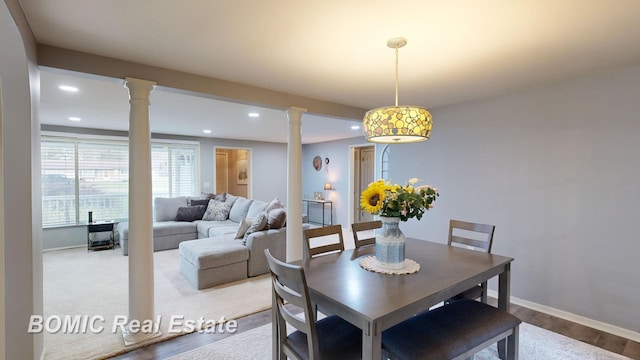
[480,281,488,303]
[498,338,506,360]
[507,325,519,360]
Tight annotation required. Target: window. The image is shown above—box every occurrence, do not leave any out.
[41,135,199,227]
[381,144,390,181]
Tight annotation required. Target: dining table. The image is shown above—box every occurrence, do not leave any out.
[291,237,514,359]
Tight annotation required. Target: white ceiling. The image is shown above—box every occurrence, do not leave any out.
[39,70,363,144]
[20,0,640,143]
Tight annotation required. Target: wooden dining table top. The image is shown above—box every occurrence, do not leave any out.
[293,237,514,327]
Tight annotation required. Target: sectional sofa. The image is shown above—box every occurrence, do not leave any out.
[117,193,289,288]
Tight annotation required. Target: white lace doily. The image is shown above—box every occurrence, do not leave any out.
[359,256,420,275]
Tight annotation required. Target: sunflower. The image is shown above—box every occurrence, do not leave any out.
[360,181,387,214]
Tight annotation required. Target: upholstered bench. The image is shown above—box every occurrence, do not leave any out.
[179,238,249,290]
[382,299,521,360]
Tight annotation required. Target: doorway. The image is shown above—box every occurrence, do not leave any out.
[214,147,252,198]
[352,145,375,223]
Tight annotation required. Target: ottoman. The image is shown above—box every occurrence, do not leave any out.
[179,238,249,290]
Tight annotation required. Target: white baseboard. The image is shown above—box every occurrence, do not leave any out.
[42,244,85,252]
[487,290,640,343]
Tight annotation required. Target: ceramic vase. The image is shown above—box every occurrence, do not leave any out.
[375,216,406,269]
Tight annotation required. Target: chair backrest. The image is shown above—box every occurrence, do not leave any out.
[303,225,345,259]
[351,220,381,249]
[448,219,495,253]
[264,249,320,360]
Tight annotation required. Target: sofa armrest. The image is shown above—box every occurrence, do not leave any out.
[244,228,286,277]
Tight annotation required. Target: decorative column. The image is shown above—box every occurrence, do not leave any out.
[123,77,159,345]
[286,107,306,261]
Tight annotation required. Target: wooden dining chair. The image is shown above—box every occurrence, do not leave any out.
[447,219,496,304]
[264,249,362,360]
[351,220,381,249]
[302,225,345,259]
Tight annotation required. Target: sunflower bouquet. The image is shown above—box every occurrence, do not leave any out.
[360,178,439,222]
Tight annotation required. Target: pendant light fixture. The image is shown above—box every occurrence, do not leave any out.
[362,37,433,143]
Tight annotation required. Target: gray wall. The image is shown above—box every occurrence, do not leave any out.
[303,63,640,333]
[42,129,288,249]
[392,63,640,332]
[302,137,367,228]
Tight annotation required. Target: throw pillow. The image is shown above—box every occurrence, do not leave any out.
[202,200,232,221]
[200,192,215,200]
[189,198,210,207]
[267,207,287,229]
[265,197,285,212]
[175,205,206,222]
[245,212,267,235]
[213,192,227,202]
[234,218,253,239]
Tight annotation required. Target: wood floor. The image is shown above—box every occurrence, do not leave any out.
[111,299,640,359]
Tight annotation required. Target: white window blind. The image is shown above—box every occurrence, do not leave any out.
[151,145,197,199]
[42,139,77,226]
[41,135,199,228]
[77,140,129,224]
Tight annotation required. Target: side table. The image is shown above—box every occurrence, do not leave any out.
[302,199,333,226]
[87,221,117,251]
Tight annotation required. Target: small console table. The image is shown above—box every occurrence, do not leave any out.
[87,221,117,251]
[302,199,333,227]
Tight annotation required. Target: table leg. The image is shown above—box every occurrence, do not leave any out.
[497,262,511,359]
[362,320,381,360]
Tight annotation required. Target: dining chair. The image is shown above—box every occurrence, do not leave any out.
[351,220,381,249]
[447,219,496,304]
[302,225,345,259]
[264,249,362,360]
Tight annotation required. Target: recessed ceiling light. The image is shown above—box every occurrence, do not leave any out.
[248,112,260,118]
[203,129,212,134]
[351,125,360,130]
[68,117,81,122]
[59,85,79,92]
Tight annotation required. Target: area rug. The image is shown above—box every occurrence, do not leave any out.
[166,322,631,360]
[42,247,272,360]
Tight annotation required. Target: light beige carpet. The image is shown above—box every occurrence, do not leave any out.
[166,322,632,360]
[42,247,272,360]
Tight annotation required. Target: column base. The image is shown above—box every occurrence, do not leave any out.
[122,327,161,347]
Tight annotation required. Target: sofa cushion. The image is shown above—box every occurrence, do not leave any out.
[267,207,287,229]
[224,193,239,207]
[208,225,237,237]
[179,238,249,270]
[246,200,268,219]
[152,221,198,237]
[195,220,236,237]
[175,205,206,222]
[228,197,253,223]
[154,196,188,222]
[202,200,231,221]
